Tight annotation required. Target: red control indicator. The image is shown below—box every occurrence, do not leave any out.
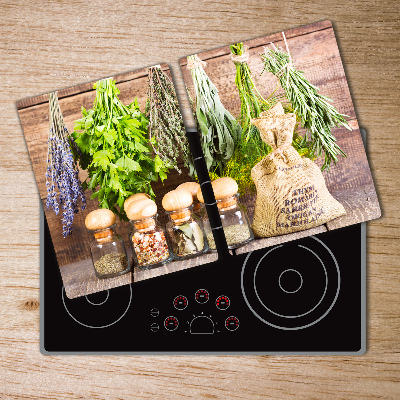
[225,316,239,331]
[164,316,179,331]
[173,295,188,310]
[216,295,230,310]
[195,289,209,304]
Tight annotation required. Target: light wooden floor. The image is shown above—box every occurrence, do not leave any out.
[1,0,399,398]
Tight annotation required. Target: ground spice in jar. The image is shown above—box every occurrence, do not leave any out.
[132,230,169,267]
[207,224,251,249]
[94,252,128,275]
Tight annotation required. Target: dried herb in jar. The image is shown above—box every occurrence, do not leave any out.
[94,252,128,275]
[207,224,250,250]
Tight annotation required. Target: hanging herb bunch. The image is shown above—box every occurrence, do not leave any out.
[187,54,242,177]
[46,92,86,237]
[146,65,190,173]
[230,42,279,139]
[220,43,313,194]
[261,41,351,170]
[72,78,170,220]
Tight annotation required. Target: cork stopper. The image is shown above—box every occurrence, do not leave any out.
[170,209,192,224]
[126,198,157,221]
[93,228,113,240]
[85,209,116,231]
[197,177,238,203]
[124,193,150,213]
[134,218,156,230]
[217,196,237,211]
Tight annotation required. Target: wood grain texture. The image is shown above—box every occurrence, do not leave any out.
[0,0,399,399]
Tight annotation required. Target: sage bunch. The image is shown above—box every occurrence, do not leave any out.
[187,54,242,176]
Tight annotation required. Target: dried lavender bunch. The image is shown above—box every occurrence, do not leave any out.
[146,65,190,173]
[46,92,86,237]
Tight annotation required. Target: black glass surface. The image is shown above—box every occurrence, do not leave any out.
[43,217,364,354]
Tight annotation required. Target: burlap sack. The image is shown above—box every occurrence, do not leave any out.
[250,103,346,238]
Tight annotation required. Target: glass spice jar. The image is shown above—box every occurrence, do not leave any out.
[85,209,130,279]
[163,189,208,259]
[198,177,253,251]
[125,197,171,269]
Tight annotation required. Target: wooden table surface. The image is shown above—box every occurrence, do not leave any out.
[1,0,399,398]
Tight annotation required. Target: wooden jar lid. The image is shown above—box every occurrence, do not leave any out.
[162,189,193,212]
[85,209,116,231]
[197,177,238,203]
[126,198,157,221]
[124,193,150,213]
[176,182,200,201]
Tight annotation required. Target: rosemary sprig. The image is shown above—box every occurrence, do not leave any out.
[261,46,350,170]
[146,66,190,173]
[187,54,242,176]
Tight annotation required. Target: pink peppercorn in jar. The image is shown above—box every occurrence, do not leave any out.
[125,196,171,270]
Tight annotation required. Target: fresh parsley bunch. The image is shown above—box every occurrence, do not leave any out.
[72,78,169,220]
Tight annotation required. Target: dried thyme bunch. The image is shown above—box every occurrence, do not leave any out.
[261,44,350,170]
[146,66,190,173]
[46,92,86,237]
[187,54,242,176]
